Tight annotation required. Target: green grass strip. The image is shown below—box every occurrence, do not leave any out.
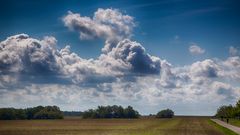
[229,119,240,128]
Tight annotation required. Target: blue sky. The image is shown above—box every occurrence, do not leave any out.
[0,0,240,115]
[1,0,240,65]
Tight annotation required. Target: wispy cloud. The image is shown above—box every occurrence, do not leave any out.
[229,46,239,56]
[189,43,205,55]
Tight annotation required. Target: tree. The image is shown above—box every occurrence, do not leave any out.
[0,106,63,120]
[236,100,240,108]
[15,109,27,119]
[215,105,234,118]
[124,106,140,118]
[82,109,98,118]
[26,106,44,119]
[112,105,124,118]
[156,109,174,118]
[215,99,240,119]
[82,105,140,119]
[33,106,63,119]
[0,108,16,120]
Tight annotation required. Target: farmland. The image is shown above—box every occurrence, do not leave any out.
[0,116,237,135]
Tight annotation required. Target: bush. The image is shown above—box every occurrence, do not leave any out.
[156,109,174,118]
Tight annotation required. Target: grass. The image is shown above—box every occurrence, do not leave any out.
[0,116,237,135]
[209,119,238,135]
[229,119,240,127]
[218,118,240,128]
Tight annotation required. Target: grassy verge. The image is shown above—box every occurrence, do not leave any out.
[229,119,240,127]
[208,120,238,135]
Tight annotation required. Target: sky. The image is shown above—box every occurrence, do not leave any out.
[0,0,240,115]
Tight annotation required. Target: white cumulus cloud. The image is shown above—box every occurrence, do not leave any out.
[63,8,135,53]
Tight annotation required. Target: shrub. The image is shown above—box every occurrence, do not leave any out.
[156,109,174,118]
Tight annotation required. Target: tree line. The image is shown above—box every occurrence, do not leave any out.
[82,105,174,119]
[215,100,240,119]
[0,106,63,120]
[0,105,174,119]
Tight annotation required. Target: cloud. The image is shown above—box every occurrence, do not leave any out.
[100,39,161,74]
[0,34,104,86]
[189,44,205,55]
[157,60,177,88]
[1,35,240,114]
[176,57,240,83]
[229,46,239,56]
[1,74,239,115]
[0,34,59,74]
[63,8,161,75]
[189,59,219,78]
[63,8,135,52]
[211,81,238,101]
[218,56,240,80]
[0,33,162,88]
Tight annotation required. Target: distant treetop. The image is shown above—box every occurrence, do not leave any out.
[156,109,174,118]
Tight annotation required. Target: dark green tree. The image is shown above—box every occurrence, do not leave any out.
[124,106,140,118]
[0,105,63,120]
[0,108,16,120]
[15,109,27,119]
[156,109,174,118]
[33,106,63,119]
[215,105,234,118]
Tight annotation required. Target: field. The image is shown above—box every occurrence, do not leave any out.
[0,116,237,135]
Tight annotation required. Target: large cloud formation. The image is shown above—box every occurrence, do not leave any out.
[99,39,161,74]
[0,34,58,74]
[63,8,135,53]
[62,8,162,75]
[0,34,161,86]
[0,8,240,115]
